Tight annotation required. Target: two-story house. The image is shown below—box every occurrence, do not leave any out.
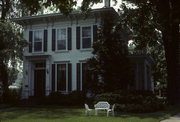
[13,6,154,99]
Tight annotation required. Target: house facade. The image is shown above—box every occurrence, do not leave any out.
[13,7,154,99]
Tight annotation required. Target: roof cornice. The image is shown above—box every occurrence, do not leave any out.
[11,7,119,26]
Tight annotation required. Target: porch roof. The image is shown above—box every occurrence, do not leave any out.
[24,54,51,60]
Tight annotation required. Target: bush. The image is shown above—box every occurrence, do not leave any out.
[94,91,166,113]
[5,88,21,104]
[44,91,86,106]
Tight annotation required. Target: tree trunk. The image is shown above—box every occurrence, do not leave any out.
[163,23,179,105]
[0,59,9,103]
[157,0,180,104]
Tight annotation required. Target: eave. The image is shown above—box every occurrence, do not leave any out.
[12,7,119,26]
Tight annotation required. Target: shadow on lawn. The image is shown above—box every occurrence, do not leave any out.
[117,105,180,121]
[0,106,83,121]
[0,105,179,121]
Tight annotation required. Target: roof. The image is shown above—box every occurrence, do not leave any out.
[12,7,119,26]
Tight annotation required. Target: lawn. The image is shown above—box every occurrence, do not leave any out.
[0,105,179,122]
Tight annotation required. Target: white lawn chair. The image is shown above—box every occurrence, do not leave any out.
[107,104,115,117]
[84,104,93,116]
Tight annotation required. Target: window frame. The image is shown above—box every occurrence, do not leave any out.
[81,25,93,49]
[55,63,68,93]
[79,61,90,91]
[33,30,44,53]
[56,28,67,51]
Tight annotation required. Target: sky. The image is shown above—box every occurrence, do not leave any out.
[76,0,122,11]
[43,0,122,14]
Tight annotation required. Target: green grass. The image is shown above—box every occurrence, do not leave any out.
[0,105,179,122]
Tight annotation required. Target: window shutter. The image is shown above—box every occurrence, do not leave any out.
[29,31,33,53]
[93,25,97,42]
[68,27,72,50]
[52,29,56,51]
[44,30,48,52]
[77,63,80,91]
[68,63,72,91]
[76,27,80,49]
[52,64,55,92]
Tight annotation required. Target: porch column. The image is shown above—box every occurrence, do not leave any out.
[46,59,51,96]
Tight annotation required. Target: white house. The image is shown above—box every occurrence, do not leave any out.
[13,4,153,99]
[12,6,117,99]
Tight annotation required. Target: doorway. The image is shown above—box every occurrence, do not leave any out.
[34,62,46,97]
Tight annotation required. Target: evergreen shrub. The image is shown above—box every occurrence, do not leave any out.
[94,91,166,113]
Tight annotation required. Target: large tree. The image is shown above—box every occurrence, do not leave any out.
[0,0,27,102]
[87,15,131,92]
[120,0,180,104]
[120,1,167,95]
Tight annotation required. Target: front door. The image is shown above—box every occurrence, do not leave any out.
[34,69,45,97]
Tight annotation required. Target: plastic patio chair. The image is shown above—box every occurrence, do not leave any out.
[84,104,93,116]
[107,104,115,117]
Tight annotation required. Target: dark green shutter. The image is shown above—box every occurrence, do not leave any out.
[52,64,55,92]
[68,27,72,50]
[76,27,80,49]
[93,25,97,42]
[52,29,56,51]
[44,30,48,52]
[29,31,33,53]
[77,63,80,91]
[68,63,72,91]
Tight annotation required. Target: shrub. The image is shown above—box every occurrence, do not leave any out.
[6,88,21,104]
[94,91,166,113]
[44,91,86,106]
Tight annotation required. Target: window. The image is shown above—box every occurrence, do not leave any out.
[82,26,91,48]
[55,63,72,92]
[34,30,43,52]
[57,28,66,50]
[77,62,92,91]
[57,64,67,91]
[82,63,90,90]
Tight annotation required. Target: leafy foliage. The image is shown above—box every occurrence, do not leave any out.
[19,0,118,15]
[87,14,131,92]
[95,91,166,113]
[0,21,27,102]
[120,0,180,104]
[120,1,167,95]
[0,22,26,61]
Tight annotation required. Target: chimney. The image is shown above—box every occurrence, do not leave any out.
[104,0,110,8]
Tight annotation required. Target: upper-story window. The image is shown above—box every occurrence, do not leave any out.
[34,30,43,52]
[76,25,97,50]
[82,26,91,48]
[57,28,67,50]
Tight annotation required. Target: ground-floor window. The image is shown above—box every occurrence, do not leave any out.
[57,64,66,91]
[55,63,71,92]
[82,63,91,90]
[77,62,92,91]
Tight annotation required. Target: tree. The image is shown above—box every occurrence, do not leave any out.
[19,0,117,15]
[0,0,27,102]
[0,22,26,102]
[120,1,167,96]
[87,14,131,92]
[120,0,180,104]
